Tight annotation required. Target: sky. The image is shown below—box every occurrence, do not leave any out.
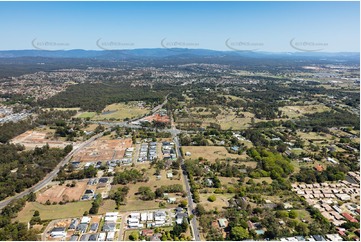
[0,1,359,52]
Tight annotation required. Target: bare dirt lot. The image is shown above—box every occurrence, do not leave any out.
[11,130,72,150]
[72,138,132,162]
[37,181,89,203]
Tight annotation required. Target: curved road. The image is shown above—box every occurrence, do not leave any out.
[0,131,105,210]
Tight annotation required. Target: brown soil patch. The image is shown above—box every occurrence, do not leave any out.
[11,130,72,149]
[72,138,132,162]
[37,181,88,203]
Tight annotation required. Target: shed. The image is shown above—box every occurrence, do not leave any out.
[218,218,228,228]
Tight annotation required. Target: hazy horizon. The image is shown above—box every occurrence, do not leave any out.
[0,1,359,52]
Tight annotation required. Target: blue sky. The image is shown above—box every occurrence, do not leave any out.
[0,1,359,52]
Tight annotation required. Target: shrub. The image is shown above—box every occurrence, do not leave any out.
[208,195,216,202]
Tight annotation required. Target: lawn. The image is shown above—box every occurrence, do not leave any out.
[182,146,251,163]
[199,193,233,211]
[91,102,151,121]
[245,177,273,184]
[98,200,117,214]
[76,112,97,119]
[15,201,92,223]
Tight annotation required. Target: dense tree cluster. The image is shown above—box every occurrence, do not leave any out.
[247,148,294,179]
[0,119,35,143]
[41,82,170,112]
[56,165,97,181]
[0,196,40,240]
[137,186,156,201]
[292,165,347,183]
[89,193,103,214]
[298,109,360,130]
[109,186,129,208]
[155,184,184,198]
[112,169,147,185]
[0,143,69,200]
[35,109,77,126]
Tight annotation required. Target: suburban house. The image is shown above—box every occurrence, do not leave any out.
[176,213,187,225]
[102,222,116,232]
[154,211,166,221]
[76,224,88,233]
[50,227,66,238]
[81,216,91,224]
[68,219,79,230]
[104,212,118,223]
[106,231,115,241]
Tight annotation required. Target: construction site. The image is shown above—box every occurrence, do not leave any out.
[71,138,133,163]
[11,130,73,150]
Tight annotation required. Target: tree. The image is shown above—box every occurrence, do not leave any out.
[230,226,249,240]
[195,204,206,216]
[172,224,183,237]
[181,218,189,232]
[289,210,298,219]
[33,210,40,217]
[138,186,155,201]
[89,194,102,214]
[64,144,73,154]
[30,210,41,225]
[180,200,188,208]
[129,231,139,241]
[27,192,36,202]
[208,195,216,202]
[110,186,129,208]
[296,222,309,236]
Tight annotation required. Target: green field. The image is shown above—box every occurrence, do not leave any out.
[15,201,92,223]
[76,112,97,119]
[44,107,81,111]
[88,102,151,121]
[279,104,330,119]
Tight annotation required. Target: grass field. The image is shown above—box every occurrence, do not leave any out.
[200,110,258,130]
[15,201,92,223]
[279,104,330,119]
[91,102,150,121]
[76,112,97,119]
[199,193,233,211]
[44,107,80,111]
[98,200,118,214]
[182,146,250,163]
[245,177,273,184]
[110,167,185,211]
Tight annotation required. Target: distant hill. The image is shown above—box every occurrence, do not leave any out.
[0,48,358,61]
[0,49,358,78]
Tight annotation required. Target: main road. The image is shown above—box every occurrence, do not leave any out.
[0,131,106,210]
[173,133,201,241]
